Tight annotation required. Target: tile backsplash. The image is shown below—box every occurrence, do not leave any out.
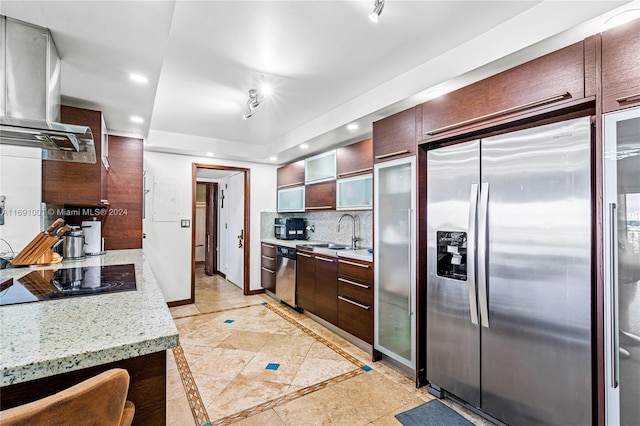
[260,210,372,248]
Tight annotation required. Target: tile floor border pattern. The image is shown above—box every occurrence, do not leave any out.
[171,302,266,320]
[208,302,369,425]
[172,343,211,426]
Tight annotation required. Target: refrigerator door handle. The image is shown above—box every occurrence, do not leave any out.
[408,208,413,317]
[477,182,490,328]
[610,203,619,389]
[467,184,479,325]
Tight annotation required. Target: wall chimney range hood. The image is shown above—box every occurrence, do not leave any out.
[0,15,96,163]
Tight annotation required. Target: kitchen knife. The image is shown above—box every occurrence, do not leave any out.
[46,218,65,235]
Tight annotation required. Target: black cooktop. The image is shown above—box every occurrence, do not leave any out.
[0,264,136,306]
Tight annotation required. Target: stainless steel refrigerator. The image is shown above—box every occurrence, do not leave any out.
[426,117,592,425]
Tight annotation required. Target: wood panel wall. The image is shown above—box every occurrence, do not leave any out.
[102,135,143,250]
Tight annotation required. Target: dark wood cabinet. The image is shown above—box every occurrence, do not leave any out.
[313,254,338,325]
[337,257,373,344]
[277,160,305,188]
[101,135,143,250]
[337,138,373,177]
[305,180,335,211]
[260,242,276,293]
[602,18,640,113]
[42,106,108,205]
[420,41,587,143]
[296,249,315,311]
[373,107,418,163]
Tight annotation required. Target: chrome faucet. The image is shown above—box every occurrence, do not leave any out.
[337,213,358,250]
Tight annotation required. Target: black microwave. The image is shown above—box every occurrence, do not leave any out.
[274,217,306,240]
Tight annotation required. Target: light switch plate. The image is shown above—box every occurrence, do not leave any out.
[181,219,190,228]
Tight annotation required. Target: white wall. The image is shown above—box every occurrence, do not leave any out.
[143,150,277,302]
[0,146,43,253]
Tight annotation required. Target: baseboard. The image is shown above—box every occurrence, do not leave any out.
[246,288,265,296]
[167,298,193,307]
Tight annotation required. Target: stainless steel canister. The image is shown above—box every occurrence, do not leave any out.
[63,226,85,259]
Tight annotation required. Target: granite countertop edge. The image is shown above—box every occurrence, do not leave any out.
[0,249,179,387]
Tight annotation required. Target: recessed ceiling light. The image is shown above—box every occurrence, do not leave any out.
[130,116,144,124]
[347,123,359,131]
[206,152,214,157]
[300,143,309,150]
[129,73,148,84]
[268,156,277,161]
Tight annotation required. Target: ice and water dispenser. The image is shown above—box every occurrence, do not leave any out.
[436,231,467,281]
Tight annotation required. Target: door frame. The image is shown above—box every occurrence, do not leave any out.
[191,163,251,298]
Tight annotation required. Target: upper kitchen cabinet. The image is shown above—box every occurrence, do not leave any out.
[277,160,305,189]
[42,106,108,205]
[277,160,305,212]
[373,107,418,163]
[305,150,336,184]
[602,18,640,113]
[305,180,336,211]
[337,138,373,178]
[421,41,587,144]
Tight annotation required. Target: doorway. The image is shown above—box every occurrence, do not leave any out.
[191,163,251,300]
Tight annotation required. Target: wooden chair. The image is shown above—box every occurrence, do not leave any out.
[0,368,135,426]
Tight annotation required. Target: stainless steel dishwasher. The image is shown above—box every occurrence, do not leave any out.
[275,246,297,308]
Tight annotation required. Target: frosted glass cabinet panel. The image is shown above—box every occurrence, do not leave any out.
[374,156,416,369]
[305,150,336,184]
[277,186,305,212]
[604,106,640,426]
[337,174,372,210]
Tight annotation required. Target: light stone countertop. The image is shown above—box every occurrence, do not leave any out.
[261,238,373,262]
[0,249,179,386]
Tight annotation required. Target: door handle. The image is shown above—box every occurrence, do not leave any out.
[609,203,619,388]
[477,182,490,328]
[237,229,244,248]
[467,184,479,325]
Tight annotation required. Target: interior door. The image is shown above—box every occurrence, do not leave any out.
[604,106,640,426]
[226,172,245,289]
[480,118,592,425]
[426,140,480,406]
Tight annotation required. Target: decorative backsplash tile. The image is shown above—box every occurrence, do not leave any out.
[260,210,372,248]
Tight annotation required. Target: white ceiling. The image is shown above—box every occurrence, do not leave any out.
[1,1,634,164]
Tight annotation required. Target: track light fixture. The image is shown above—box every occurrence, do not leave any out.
[242,89,263,120]
[369,0,385,23]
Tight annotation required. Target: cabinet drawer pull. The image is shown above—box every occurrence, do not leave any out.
[338,259,370,268]
[277,182,304,189]
[338,296,371,310]
[261,243,275,249]
[616,93,640,104]
[297,252,312,257]
[305,206,333,210]
[337,167,373,177]
[261,255,275,261]
[425,92,572,136]
[261,267,274,274]
[316,256,335,263]
[338,277,370,289]
[375,150,409,160]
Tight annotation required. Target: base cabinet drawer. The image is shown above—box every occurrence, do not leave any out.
[338,296,373,344]
[337,258,372,283]
[338,278,372,305]
[261,266,275,292]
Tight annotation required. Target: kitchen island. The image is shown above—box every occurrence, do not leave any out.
[0,249,178,425]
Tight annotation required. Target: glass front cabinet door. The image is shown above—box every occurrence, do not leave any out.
[305,150,336,184]
[604,106,640,426]
[277,186,305,212]
[336,174,372,210]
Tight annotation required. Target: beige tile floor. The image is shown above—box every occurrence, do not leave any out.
[166,265,492,425]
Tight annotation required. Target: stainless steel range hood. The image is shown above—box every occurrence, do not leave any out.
[0,16,96,163]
